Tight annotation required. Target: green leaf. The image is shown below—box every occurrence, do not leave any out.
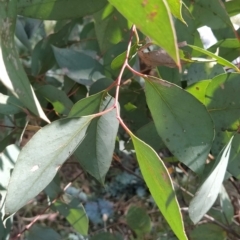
[68,91,105,117]
[126,121,165,152]
[167,0,186,24]
[130,134,187,240]
[224,0,240,17]
[126,206,151,236]
[17,0,107,20]
[186,80,211,104]
[191,0,233,29]
[31,20,78,75]
[53,199,88,236]
[205,73,240,155]
[111,43,137,70]
[189,224,226,240]
[4,116,93,215]
[144,76,214,173]
[15,17,31,50]
[208,38,240,62]
[0,2,49,123]
[73,96,119,184]
[0,93,24,115]
[27,225,61,240]
[52,46,104,84]
[188,44,240,72]
[108,0,180,67]
[185,62,224,84]
[189,136,233,224]
[36,85,73,115]
[89,78,115,96]
[93,4,130,53]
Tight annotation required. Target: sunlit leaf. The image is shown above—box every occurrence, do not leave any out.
[188,44,239,72]
[131,134,187,240]
[186,80,211,104]
[108,0,180,67]
[189,136,233,224]
[167,0,186,24]
[53,199,88,236]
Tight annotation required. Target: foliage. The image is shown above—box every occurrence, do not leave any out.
[1,0,240,239]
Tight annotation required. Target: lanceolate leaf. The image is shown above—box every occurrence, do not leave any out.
[108,0,180,67]
[71,96,119,184]
[144,76,214,173]
[0,2,49,123]
[189,136,234,224]
[17,0,107,20]
[131,134,187,240]
[188,44,240,72]
[5,116,93,215]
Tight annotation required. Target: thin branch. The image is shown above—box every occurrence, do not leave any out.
[14,171,84,239]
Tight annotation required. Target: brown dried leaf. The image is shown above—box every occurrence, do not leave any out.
[138,41,188,68]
